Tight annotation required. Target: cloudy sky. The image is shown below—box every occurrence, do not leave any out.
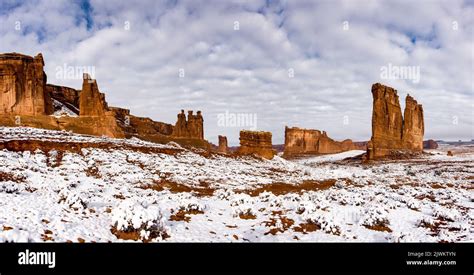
[0,0,472,145]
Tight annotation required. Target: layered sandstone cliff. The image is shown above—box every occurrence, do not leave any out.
[238,130,275,159]
[46,84,80,115]
[0,52,210,150]
[367,83,424,159]
[0,53,48,115]
[283,127,363,157]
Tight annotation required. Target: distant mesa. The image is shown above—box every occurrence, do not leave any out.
[367,83,424,159]
[423,139,438,149]
[283,127,365,158]
[0,52,209,149]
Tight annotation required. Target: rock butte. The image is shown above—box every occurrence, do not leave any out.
[217,135,228,154]
[0,52,209,149]
[237,130,275,159]
[283,126,364,157]
[423,139,438,150]
[367,83,424,159]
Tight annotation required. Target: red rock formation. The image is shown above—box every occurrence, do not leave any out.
[423,139,438,149]
[172,110,204,139]
[0,52,211,150]
[79,73,109,116]
[218,135,228,153]
[367,83,424,159]
[238,130,275,159]
[46,84,80,114]
[0,53,48,115]
[284,127,362,157]
[402,95,424,151]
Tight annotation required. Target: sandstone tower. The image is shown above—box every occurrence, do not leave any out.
[367,83,424,159]
[79,73,109,116]
[217,135,228,153]
[172,110,204,139]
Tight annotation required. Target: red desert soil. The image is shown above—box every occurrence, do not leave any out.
[0,171,26,182]
[142,179,215,197]
[238,211,257,220]
[169,208,204,222]
[242,179,337,197]
[0,139,182,156]
[364,224,392,233]
[263,212,295,235]
[293,221,320,234]
[110,227,170,242]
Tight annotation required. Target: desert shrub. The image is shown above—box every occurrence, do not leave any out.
[302,211,341,235]
[58,190,87,210]
[359,206,391,232]
[0,182,20,194]
[432,206,460,222]
[111,200,168,242]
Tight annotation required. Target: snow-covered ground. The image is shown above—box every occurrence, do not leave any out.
[0,127,472,242]
[294,150,365,165]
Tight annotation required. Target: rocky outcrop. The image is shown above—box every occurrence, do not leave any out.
[0,52,211,150]
[284,127,362,157]
[172,110,204,139]
[46,84,80,114]
[217,135,228,154]
[423,139,438,149]
[402,95,424,151]
[367,83,424,159]
[79,73,110,116]
[238,130,275,159]
[0,53,48,115]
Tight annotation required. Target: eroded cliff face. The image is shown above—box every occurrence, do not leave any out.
[237,130,275,159]
[0,53,48,116]
[367,83,424,159]
[0,52,210,150]
[283,127,363,157]
[46,84,80,114]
